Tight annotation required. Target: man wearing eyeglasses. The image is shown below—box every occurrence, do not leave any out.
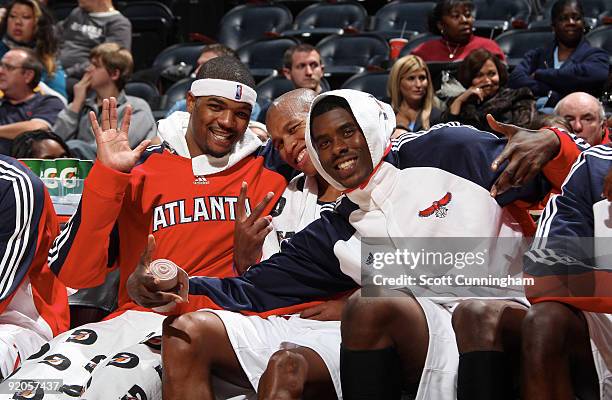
[0,48,64,155]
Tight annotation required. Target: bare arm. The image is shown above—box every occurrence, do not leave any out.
[0,120,50,139]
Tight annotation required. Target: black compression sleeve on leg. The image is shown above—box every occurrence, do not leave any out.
[457,351,513,400]
[340,345,402,400]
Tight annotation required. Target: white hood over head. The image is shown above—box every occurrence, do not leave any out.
[305,89,395,191]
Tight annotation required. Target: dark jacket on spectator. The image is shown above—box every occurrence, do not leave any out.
[443,87,537,132]
[508,39,609,106]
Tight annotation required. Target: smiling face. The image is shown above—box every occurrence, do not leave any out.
[311,106,373,189]
[553,2,584,48]
[268,101,317,176]
[7,3,36,43]
[185,94,252,158]
[471,59,500,98]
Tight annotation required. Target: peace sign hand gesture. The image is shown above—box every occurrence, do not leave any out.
[91,97,151,173]
[233,182,275,274]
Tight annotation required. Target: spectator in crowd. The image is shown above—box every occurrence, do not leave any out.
[0,48,64,155]
[282,44,325,94]
[256,44,325,123]
[59,0,131,83]
[387,54,443,137]
[10,128,71,158]
[508,0,609,109]
[442,49,537,131]
[411,0,506,62]
[0,154,70,378]
[0,0,66,98]
[54,43,156,160]
[554,91,609,145]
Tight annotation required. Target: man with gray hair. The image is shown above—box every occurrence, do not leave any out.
[554,91,609,146]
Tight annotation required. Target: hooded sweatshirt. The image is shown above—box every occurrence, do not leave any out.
[47,110,294,315]
[185,89,585,310]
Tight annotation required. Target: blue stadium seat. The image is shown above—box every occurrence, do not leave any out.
[152,42,206,70]
[236,37,300,81]
[317,33,390,78]
[586,25,612,63]
[370,1,435,39]
[281,1,368,42]
[341,71,390,102]
[121,1,177,71]
[218,4,293,50]
[495,29,554,67]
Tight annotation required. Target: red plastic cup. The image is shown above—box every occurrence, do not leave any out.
[389,38,409,60]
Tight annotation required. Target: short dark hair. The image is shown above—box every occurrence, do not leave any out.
[428,0,474,35]
[310,95,352,128]
[11,129,71,158]
[457,48,507,89]
[551,0,584,22]
[14,47,43,89]
[283,44,321,69]
[195,56,255,89]
[201,43,238,59]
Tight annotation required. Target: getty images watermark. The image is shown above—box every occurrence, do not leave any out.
[361,237,534,298]
[361,237,612,298]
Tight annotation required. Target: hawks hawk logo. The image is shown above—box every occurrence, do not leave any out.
[84,354,107,373]
[39,354,71,370]
[108,352,140,369]
[365,253,374,265]
[66,329,98,345]
[27,343,50,360]
[235,84,243,100]
[418,192,452,218]
[121,384,148,400]
[59,384,85,398]
[12,382,44,400]
[140,334,162,351]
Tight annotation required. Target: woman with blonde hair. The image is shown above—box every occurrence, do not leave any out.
[388,54,442,137]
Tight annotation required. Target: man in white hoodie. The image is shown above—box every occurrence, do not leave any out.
[161,89,585,400]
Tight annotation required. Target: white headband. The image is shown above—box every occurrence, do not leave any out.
[190,78,257,107]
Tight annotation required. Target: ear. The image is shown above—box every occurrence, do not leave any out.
[281,67,291,80]
[437,21,444,34]
[109,68,121,83]
[22,69,35,86]
[186,91,196,113]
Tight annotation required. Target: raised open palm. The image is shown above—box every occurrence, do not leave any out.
[91,97,151,173]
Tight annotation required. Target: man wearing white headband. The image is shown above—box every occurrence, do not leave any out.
[3,56,296,399]
[162,89,587,400]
